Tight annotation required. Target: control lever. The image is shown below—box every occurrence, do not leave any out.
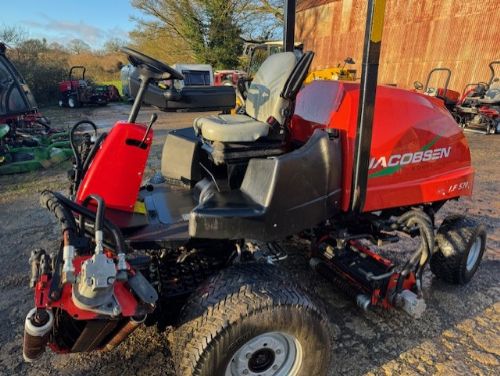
[140,113,157,148]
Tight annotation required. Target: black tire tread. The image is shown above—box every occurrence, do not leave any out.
[430,215,486,284]
[170,262,331,376]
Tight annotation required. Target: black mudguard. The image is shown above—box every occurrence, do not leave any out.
[190,129,342,240]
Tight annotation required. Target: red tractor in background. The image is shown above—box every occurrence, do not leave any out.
[58,66,109,108]
[214,70,248,86]
[413,67,461,112]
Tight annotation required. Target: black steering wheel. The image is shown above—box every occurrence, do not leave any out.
[121,47,184,81]
[413,81,424,91]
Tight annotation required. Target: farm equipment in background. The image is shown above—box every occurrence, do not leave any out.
[214,70,248,86]
[303,57,357,83]
[95,84,121,102]
[58,66,109,108]
[454,61,500,134]
[0,42,71,174]
[0,114,72,174]
[413,67,460,112]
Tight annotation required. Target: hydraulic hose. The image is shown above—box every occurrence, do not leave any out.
[69,120,98,193]
[70,120,97,171]
[81,195,105,232]
[394,209,434,296]
[51,191,126,254]
[40,191,77,244]
[82,133,107,174]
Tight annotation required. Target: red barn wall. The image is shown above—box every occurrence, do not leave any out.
[296,0,500,92]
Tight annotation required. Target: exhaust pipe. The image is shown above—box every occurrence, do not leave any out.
[23,308,54,362]
[103,315,147,352]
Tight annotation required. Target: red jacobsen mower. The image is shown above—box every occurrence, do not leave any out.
[413,67,461,113]
[23,2,486,375]
[58,66,109,108]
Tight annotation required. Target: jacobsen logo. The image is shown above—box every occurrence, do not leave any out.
[369,147,451,170]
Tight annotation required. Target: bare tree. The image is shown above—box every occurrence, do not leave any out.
[67,39,91,55]
[0,25,27,46]
[103,38,127,53]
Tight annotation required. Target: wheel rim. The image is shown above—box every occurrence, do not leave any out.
[466,236,482,272]
[69,98,75,108]
[225,332,302,376]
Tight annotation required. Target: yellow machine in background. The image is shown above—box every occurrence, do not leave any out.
[304,57,357,83]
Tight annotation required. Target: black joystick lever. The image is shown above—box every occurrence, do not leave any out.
[140,113,158,147]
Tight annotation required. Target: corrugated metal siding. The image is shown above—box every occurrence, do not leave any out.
[296,0,500,92]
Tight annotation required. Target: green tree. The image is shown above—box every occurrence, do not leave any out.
[131,0,283,68]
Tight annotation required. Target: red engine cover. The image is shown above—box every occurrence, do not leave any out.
[76,121,152,212]
[290,81,474,212]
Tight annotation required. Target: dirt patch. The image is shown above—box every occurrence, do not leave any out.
[0,103,498,376]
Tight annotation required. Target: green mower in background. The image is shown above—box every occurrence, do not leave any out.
[0,124,72,175]
[0,42,72,175]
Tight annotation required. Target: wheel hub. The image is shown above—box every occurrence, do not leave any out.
[225,332,302,376]
[466,236,482,272]
[248,348,275,372]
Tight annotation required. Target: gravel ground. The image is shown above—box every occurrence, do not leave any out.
[0,103,498,376]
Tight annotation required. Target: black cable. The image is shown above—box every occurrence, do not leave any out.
[82,133,107,174]
[81,195,105,232]
[50,191,126,254]
[69,120,98,192]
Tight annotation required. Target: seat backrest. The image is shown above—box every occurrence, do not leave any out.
[281,51,315,100]
[485,80,500,101]
[245,52,297,124]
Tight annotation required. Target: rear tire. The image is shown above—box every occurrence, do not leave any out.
[171,263,333,376]
[430,215,486,284]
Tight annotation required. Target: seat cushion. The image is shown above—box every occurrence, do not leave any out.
[193,114,269,142]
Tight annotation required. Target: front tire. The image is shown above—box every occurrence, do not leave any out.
[171,263,332,376]
[430,215,486,284]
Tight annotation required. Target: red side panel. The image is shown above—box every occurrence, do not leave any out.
[58,80,78,93]
[437,88,460,103]
[290,81,474,213]
[76,121,152,212]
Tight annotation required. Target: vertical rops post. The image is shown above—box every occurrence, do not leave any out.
[350,0,387,212]
[284,0,296,52]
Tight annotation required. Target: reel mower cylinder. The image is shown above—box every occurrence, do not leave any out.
[23,308,54,362]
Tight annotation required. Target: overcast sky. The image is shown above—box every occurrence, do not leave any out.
[1,0,142,47]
